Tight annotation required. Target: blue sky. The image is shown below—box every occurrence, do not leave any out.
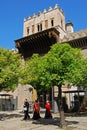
[0,0,87,50]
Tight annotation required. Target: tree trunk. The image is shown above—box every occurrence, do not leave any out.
[58,86,66,127]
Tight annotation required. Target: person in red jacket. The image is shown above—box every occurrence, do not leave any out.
[32,99,41,119]
[45,100,52,119]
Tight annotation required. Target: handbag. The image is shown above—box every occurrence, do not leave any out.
[23,107,27,111]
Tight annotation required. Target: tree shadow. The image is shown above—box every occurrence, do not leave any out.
[65,112,87,117]
[66,120,78,126]
[0,112,23,121]
[32,117,60,126]
[32,117,78,127]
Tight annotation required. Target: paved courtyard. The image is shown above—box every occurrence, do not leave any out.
[0,111,87,130]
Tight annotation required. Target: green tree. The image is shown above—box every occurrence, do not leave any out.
[0,48,21,91]
[21,43,87,127]
[71,58,87,88]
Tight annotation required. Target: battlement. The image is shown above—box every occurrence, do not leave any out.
[24,4,64,22]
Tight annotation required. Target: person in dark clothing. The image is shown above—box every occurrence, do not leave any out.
[32,99,41,120]
[23,99,30,120]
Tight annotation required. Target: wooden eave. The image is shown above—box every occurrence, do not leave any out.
[15,27,60,59]
[62,36,87,49]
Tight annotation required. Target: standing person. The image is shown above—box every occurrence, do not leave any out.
[44,100,52,119]
[23,98,30,120]
[32,99,41,120]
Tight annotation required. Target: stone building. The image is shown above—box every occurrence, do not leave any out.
[15,4,66,59]
[1,4,87,112]
[15,4,87,112]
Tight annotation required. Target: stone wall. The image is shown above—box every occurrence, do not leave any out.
[0,84,36,110]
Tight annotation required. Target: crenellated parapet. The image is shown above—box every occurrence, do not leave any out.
[24,4,64,22]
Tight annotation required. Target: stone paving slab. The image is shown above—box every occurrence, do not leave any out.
[0,111,87,130]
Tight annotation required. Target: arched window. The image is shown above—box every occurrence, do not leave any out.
[51,19,54,27]
[37,23,42,32]
[45,20,48,29]
[32,25,34,33]
[27,27,29,35]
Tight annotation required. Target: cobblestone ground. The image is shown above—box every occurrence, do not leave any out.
[0,111,87,130]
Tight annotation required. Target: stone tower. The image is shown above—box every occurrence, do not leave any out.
[23,4,66,39]
[66,20,74,33]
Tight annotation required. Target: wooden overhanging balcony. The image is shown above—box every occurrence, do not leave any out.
[15,28,60,59]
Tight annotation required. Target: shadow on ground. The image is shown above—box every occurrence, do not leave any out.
[32,117,78,127]
[0,111,80,129]
[0,112,23,120]
[65,112,87,117]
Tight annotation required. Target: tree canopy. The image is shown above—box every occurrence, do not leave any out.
[21,43,87,91]
[0,48,21,91]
